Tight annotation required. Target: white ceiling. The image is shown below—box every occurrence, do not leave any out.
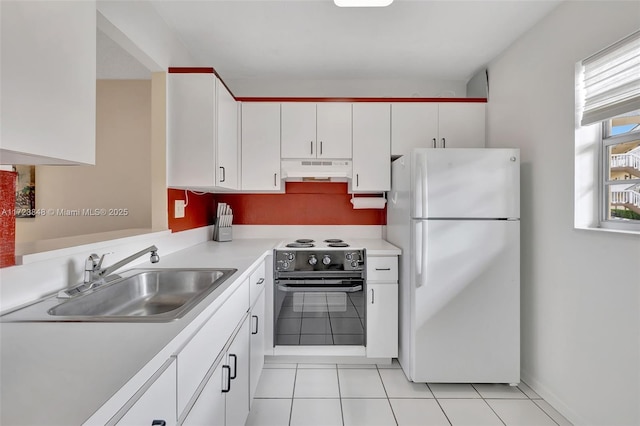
[148,0,562,84]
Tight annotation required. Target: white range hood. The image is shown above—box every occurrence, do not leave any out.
[281,159,352,181]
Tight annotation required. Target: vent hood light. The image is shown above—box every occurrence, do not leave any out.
[334,0,393,7]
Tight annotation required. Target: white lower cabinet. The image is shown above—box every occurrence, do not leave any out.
[366,283,398,358]
[182,316,250,426]
[249,289,265,404]
[366,255,399,359]
[115,360,177,426]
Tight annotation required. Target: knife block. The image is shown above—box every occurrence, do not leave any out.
[213,222,232,242]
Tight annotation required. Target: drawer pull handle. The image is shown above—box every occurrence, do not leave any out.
[375,268,391,271]
[222,365,231,392]
[371,288,375,304]
[152,421,166,426]
[256,278,265,285]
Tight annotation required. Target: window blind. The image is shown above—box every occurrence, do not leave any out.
[581,30,640,126]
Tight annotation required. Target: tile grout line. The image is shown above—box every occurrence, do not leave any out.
[427,383,454,426]
[336,364,345,426]
[376,365,400,426]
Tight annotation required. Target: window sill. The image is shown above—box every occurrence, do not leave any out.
[574,225,640,236]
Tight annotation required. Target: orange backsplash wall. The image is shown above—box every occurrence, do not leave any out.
[0,171,17,268]
[167,182,386,231]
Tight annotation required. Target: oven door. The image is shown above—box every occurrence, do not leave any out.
[274,279,366,346]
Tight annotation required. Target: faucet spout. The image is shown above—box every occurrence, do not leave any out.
[97,245,160,279]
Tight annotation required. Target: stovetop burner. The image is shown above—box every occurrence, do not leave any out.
[323,239,344,243]
[286,242,315,248]
[296,239,314,244]
[327,242,349,248]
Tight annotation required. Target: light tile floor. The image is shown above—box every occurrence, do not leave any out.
[245,360,573,426]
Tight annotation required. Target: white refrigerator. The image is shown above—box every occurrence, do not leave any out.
[387,148,520,384]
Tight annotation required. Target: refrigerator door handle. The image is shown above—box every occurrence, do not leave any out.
[415,221,428,288]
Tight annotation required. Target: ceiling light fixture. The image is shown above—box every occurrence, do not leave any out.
[334,0,394,7]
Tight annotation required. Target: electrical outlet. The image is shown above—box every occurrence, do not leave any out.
[174,200,185,219]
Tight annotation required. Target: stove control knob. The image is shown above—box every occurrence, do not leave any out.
[287,253,295,261]
[282,261,290,269]
[308,255,318,265]
[322,255,332,265]
[345,253,353,261]
[351,260,359,268]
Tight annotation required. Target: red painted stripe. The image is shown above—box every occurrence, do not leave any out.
[0,171,17,268]
[168,67,215,74]
[235,97,487,103]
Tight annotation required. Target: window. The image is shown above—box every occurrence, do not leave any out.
[601,110,640,229]
[577,30,640,232]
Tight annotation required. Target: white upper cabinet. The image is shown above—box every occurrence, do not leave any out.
[281,103,352,159]
[437,103,486,149]
[352,103,391,192]
[0,1,96,165]
[316,103,352,158]
[167,73,240,190]
[241,103,281,191]
[167,73,216,188]
[216,80,239,190]
[391,102,485,156]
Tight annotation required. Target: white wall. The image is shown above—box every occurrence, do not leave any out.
[16,80,152,243]
[486,2,640,424]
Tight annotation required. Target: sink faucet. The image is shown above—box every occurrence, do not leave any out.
[59,245,160,299]
[85,245,160,284]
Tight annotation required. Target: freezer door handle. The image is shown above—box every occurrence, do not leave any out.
[415,221,428,288]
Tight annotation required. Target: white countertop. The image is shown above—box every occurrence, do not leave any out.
[0,238,399,425]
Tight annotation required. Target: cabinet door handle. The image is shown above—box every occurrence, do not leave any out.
[252,315,259,335]
[274,173,277,187]
[370,288,375,304]
[432,138,437,148]
[257,278,265,285]
[222,365,231,393]
[375,268,391,271]
[320,141,323,155]
[229,354,237,379]
[151,421,166,426]
[310,141,314,155]
[356,174,359,187]
[442,138,446,148]
[220,166,226,182]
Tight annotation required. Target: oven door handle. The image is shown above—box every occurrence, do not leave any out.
[276,283,363,293]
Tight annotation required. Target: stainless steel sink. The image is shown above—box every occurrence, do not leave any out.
[1,268,237,322]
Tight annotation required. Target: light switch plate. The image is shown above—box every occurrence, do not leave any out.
[174,200,185,218]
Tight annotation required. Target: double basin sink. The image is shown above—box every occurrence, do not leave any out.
[1,268,237,322]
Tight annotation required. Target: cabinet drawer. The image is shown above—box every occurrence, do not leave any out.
[176,279,249,415]
[249,261,266,308]
[366,257,398,281]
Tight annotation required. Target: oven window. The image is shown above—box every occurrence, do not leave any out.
[275,287,366,346]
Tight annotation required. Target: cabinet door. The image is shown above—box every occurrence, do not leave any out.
[241,103,281,191]
[116,360,177,426]
[366,283,398,359]
[167,73,216,188]
[181,361,226,426]
[391,103,438,157]
[249,289,266,404]
[281,103,316,159]
[225,318,251,426]
[1,0,96,165]
[437,103,486,148]
[352,103,390,192]
[216,80,239,189]
[316,103,352,158]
